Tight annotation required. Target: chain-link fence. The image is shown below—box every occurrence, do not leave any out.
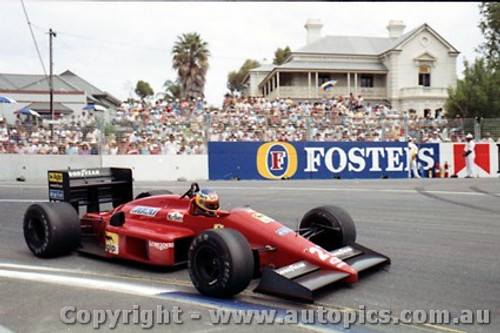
[1,110,499,155]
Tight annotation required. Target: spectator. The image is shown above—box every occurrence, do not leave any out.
[427,130,442,143]
[463,133,476,178]
[66,142,79,155]
[481,132,495,143]
[163,134,179,155]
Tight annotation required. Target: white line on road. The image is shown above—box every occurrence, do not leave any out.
[0,267,170,297]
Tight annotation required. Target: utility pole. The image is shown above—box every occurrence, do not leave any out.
[48,28,56,137]
[49,28,56,120]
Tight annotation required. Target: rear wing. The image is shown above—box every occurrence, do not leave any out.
[48,168,133,214]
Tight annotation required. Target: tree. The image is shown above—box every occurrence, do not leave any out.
[273,46,291,65]
[134,80,154,99]
[172,32,210,101]
[161,79,183,100]
[478,2,500,69]
[446,3,500,118]
[445,59,500,118]
[227,59,260,94]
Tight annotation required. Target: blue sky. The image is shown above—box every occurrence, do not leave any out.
[1,1,483,106]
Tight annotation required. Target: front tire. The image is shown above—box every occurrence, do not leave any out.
[188,229,254,298]
[299,205,356,251]
[23,202,81,258]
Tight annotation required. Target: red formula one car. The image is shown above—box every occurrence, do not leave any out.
[23,168,390,302]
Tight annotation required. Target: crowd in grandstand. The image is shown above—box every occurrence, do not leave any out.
[0,94,497,155]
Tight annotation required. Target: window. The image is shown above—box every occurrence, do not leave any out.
[318,74,330,86]
[418,66,431,87]
[360,75,374,88]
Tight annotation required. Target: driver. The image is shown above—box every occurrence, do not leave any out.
[191,189,220,217]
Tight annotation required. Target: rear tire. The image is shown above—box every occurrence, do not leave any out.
[299,205,356,251]
[134,190,173,200]
[23,202,81,258]
[188,229,254,298]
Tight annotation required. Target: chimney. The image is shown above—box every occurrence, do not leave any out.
[305,19,323,45]
[387,20,406,38]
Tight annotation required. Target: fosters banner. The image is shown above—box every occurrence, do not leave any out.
[208,142,440,180]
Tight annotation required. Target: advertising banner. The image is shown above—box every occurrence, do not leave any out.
[208,142,440,180]
[439,142,499,178]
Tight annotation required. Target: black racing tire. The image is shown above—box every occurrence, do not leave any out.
[23,202,81,258]
[188,229,254,298]
[299,205,356,251]
[134,190,173,200]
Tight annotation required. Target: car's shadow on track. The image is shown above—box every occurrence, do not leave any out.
[415,186,500,215]
[305,265,392,304]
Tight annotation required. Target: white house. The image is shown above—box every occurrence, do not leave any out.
[244,19,459,114]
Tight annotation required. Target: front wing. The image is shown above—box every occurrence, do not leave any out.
[254,243,390,302]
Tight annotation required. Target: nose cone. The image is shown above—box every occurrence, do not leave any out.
[333,260,358,283]
[345,270,358,283]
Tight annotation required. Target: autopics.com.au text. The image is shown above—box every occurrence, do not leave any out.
[60,304,491,329]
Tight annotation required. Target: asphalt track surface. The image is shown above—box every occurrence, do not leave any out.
[0,178,499,333]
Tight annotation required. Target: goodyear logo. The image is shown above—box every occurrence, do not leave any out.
[256,142,298,179]
[48,172,63,183]
[68,169,100,178]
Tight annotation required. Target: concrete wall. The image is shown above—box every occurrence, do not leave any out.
[0,155,208,182]
[101,155,208,182]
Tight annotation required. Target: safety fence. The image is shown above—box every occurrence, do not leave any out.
[1,114,500,156]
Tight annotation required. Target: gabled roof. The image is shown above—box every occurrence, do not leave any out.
[60,70,121,106]
[249,64,275,72]
[295,36,396,56]
[59,70,104,96]
[0,70,121,107]
[293,23,458,56]
[0,73,77,91]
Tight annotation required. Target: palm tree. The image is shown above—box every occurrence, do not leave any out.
[172,33,210,101]
[160,79,183,101]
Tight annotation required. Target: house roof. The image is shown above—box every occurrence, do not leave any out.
[0,73,78,92]
[249,64,275,72]
[59,70,106,97]
[294,23,458,56]
[0,70,121,108]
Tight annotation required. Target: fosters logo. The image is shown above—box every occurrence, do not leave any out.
[256,142,298,179]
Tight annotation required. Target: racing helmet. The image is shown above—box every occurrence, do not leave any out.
[194,189,220,215]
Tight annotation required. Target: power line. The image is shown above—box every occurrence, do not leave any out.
[20,0,48,77]
[30,22,249,61]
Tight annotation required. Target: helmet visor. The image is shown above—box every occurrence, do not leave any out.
[203,201,219,211]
